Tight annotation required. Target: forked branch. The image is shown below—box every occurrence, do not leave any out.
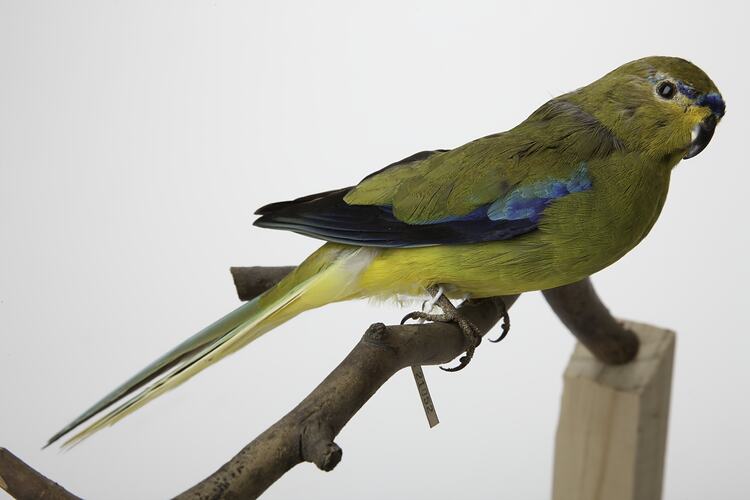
[1,268,638,500]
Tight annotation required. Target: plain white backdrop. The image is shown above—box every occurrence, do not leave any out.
[1,1,748,498]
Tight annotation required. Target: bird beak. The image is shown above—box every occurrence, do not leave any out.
[684,114,717,159]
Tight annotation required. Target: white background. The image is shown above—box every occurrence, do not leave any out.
[1,1,747,498]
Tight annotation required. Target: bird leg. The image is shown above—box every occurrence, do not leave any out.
[401,285,485,372]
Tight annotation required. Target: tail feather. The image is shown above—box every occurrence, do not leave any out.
[47,244,377,448]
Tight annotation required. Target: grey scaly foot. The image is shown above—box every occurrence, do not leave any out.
[400,293,484,372]
[401,291,512,371]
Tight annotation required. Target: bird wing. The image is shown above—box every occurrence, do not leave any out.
[254,99,622,247]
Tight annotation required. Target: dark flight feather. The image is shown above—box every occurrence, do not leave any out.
[253,187,537,247]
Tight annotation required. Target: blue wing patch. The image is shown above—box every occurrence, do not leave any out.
[254,162,592,248]
[488,162,592,222]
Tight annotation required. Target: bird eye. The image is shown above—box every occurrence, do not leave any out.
[657,81,676,99]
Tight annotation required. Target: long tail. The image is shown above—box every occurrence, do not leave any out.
[47,244,378,448]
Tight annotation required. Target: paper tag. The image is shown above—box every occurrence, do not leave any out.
[408,286,443,428]
[411,365,439,428]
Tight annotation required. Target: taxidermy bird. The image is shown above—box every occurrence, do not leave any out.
[48,56,725,447]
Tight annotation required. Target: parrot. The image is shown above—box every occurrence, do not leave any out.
[47,56,725,447]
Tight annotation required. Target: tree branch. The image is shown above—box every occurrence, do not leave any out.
[230,266,295,302]
[1,267,640,499]
[0,448,80,500]
[543,279,639,364]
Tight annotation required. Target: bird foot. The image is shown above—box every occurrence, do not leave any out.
[400,309,483,372]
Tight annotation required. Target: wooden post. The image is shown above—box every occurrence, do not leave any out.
[552,321,675,500]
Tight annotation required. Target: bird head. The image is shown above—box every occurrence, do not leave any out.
[569,56,725,162]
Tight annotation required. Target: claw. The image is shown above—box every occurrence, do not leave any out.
[401,311,451,325]
[440,355,470,372]
[489,299,511,343]
[401,312,420,325]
